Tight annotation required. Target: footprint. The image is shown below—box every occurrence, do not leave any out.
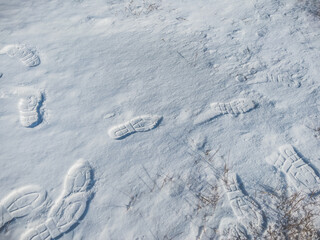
[194,99,256,124]
[218,218,248,240]
[0,185,47,229]
[0,44,40,67]
[236,74,247,82]
[108,115,162,139]
[18,92,44,128]
[222,172,264,236]
[125,0,161,16]
[266,73,301,88]
[20,159,93,240]
[266,144,320,193]
[103,113,115,119]
[211,99,256,115]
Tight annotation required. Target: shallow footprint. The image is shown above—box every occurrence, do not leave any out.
[194,99,256,124]
[210,99,256,116]
[266,144,320,193]
[0,44,40,67]
[108,115,162,139]
[0,185,47,229]
[20,159,93,240]
[18,92,44,128]
[218,218,248,240]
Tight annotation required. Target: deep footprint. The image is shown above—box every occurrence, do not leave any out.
[20,159,93,240]
[266,144,320,193]
[0,185,47,229]
[108,115,162,139]
[18,92,43,128]
[0,45,40,67]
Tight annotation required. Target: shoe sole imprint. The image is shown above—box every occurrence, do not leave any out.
[0,45,40,67]
[266,144,320,193]
[21,193,90,240]
[266,73,301,88]
[223,173,264,235]
[0,185,46,229]
[108,115,162,139]
[210,99,256,115]
[20,160,93,240]
[18,93,43,128]
[194,99,256,124]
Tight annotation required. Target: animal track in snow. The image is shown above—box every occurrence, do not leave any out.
[194,99,256,124]
[18,92,44,128]
[222,172,264,235]
[0,185,46,229]
[0,45,40,67]
[108,115,162,139]
[266,144,320,193]
[20,159,93,240]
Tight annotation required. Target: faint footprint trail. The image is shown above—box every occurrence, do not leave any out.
[18,92,44,128]
[222,172,265,237]
[194,99,256,125]
[108,115,162,139]
[266,144,320,193]
[0,45,40,67]
[0,185,47,229]
[21,159,94,240]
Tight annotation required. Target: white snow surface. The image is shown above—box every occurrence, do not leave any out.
[1,0,320,239]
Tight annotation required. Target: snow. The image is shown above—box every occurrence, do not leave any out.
[1,0,320,239]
